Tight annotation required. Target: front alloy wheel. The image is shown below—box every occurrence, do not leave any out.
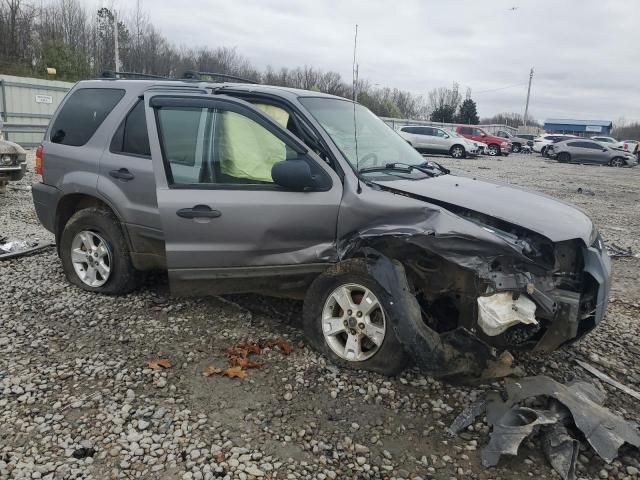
[610,157,625,167]
[322,283,386,362]
[450,145,465,159]
[71,230,112,287]
[487,144,499,156]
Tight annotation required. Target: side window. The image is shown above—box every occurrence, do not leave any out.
[156,107,297,186]
[157,107,209,185]
[472,128,484,136]
[584,142,604,149]
[434,129,446,137]
[51,88,125,146]
[460,127,472,135]
[567,142,581,148]
[110,100,151,157]
[216,110,297,184]
[417,127,433,136]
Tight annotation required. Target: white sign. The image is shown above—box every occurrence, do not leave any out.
[35,94,53,104]
[585,125,602,133]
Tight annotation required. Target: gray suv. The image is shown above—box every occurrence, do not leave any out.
[32,78,611,377]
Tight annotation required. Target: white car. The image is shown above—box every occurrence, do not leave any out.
[532,134,578,155]
[398,125,478,158]
[590,136,637,152]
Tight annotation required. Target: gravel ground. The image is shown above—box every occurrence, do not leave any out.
[1,151,639,480]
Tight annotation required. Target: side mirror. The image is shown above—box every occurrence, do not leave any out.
[481,133,487,137]
[444,134,450,139]
[271,159,317,191]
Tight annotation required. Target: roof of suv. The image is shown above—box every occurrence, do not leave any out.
[74,79,346,101]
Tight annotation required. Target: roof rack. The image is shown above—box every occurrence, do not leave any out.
[100,70,171,80]
[181,70,256,84]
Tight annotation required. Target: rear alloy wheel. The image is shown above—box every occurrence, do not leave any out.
[450,145,466,159]
[70,231,112,287]
[610,157,625,167]
[487,144,499,156]
[558,152,571,163]
[512,143,521,153]
[541,146,547,157]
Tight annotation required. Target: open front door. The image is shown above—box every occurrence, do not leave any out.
[144,92,342,296]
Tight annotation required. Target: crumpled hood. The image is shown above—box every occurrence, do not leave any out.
[377,175,593,243]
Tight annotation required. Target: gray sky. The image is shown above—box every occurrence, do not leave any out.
[120,0,639,123]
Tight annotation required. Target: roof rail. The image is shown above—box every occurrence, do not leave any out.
[182,70,256,84]
[100,70,171,80]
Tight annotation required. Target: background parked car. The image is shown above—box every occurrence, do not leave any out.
[621,140,639,155]
[397,125,478,158]
[495,130,535,153]
[455,126,511,156]
[533,134,577,156]
[553,139,638,167]
[590,136,625,149]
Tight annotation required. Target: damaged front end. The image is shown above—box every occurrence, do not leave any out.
[338,187,611,378]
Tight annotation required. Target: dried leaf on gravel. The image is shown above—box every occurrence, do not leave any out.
[223,366,247,380]
[229,356,263,369]
[202,366,224,377]
[148,358,172,370]
[275,339,294,355]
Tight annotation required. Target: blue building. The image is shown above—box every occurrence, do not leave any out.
[543,119,612,136]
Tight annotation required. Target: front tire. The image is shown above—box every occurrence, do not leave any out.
[487,144,500,156]
[303,267,409,376]
[60,207,138,294]
[558,152,571,163]
[450,144,466,159]
[610,157,625,167]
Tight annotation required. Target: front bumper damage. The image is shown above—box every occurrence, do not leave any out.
[338,200,611,378]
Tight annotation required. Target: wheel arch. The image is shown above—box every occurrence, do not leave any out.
[55,193,133,255]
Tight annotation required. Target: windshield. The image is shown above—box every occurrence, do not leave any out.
[299,97,427,171]
[444,128,463,138]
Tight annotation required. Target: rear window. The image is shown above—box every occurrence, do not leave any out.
[51,88,125,146]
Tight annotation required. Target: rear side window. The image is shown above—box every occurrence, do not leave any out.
[459,127,472,134]
[50,88,125,146]
[110,101,151,157]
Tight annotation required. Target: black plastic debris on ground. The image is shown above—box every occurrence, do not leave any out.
[605,242,634,258]
[448,375,640,480]
[0,239,54,261]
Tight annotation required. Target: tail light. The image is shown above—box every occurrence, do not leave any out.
[35,144,43,176]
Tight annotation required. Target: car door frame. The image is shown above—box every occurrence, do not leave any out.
[143,91,343,295]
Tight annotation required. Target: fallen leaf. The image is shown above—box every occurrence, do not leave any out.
[202,366,223,377]
[148,358,172,370]
[230,356,263,369]
[223,366,247,380]
[276,339,294,355]
[213,451,225,463]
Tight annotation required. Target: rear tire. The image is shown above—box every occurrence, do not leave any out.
[541,146,548,157]
[303,265,409,376]
[558,152,571,163]
[512,143,521,153]
[60,207,138,295]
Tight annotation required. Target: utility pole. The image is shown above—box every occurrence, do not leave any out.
[114,11,121,72]
[523,67,534,127]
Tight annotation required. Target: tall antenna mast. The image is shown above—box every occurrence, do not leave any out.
[114,11,121,72]
[352,24,361,193]
[523,67,534,127]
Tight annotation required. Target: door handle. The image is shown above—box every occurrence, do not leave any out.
[176,205,222,219]
[109,168,135,181]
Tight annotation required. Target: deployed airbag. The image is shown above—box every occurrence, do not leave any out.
[477,292,537,336]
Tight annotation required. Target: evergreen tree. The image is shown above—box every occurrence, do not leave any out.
[456,98,479,124]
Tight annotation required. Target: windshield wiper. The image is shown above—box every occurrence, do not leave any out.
[358,162,440,176]
[424,160,450,175]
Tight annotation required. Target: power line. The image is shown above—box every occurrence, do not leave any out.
[473,82,529,95]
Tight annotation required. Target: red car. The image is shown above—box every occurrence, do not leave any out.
[455,126,511,156]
